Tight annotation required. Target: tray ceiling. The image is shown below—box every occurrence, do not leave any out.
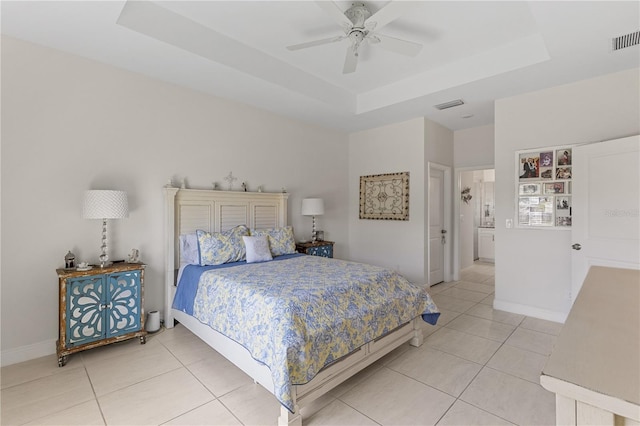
[2,1,639,132]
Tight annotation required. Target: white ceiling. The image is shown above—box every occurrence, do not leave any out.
[2,1,639,132]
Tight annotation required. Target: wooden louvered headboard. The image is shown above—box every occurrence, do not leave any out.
[163,187,289,324]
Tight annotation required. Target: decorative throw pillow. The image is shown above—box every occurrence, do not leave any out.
[243,235,273,263]
[250,226,296,256]
[179,234,199,265]
[196,225,249,265]
[224,225,250,261]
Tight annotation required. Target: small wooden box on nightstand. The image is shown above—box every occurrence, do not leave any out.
[296,241,334,258]
[56,263,147,366]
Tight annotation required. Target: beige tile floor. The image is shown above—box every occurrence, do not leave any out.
[1,262,563,425]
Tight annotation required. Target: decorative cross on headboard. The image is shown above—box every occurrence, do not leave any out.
[224,171,237,190]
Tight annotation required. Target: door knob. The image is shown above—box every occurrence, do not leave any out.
[441,230,447,234]
[572,243,582,250]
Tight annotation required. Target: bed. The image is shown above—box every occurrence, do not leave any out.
[163,188,439,425]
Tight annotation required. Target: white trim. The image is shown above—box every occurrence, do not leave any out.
[1,339,56,367]
[164,187,179,329]
[493,298,567,324]
[453,164,494,281]
[541,375,640,423]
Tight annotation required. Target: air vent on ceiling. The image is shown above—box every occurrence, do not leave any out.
[434,99,465,110]
[612,30,640,51]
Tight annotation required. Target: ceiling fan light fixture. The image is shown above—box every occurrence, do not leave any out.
[349,30,365,53]
[287,1,423,73]
[344,3,370,27]
[434,99,465,110]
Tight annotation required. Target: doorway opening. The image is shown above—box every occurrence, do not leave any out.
[454,166,495,281]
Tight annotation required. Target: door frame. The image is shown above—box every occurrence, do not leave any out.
[427,162,452,285]
[453,164,494,281]
[571,135,640,303]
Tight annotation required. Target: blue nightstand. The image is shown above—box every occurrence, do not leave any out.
[296,241,334,258]
[56,263,147,366]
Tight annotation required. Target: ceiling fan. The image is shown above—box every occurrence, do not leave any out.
[287,1,422,74]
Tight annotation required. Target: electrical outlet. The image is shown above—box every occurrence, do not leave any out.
[506,219,513,228]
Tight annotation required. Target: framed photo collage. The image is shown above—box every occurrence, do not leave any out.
[517,146,573,228]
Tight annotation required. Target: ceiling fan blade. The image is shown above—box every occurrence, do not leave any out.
[315,1,353,32]
[343,46,358,74]
[369,34,422,57]
[364,1,414,32]
[287,35,345,51]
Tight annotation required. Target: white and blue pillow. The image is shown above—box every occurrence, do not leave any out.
[243,235,273,263]
[196,225,249,265]
[179,233,200,265]
[250,226,296,257]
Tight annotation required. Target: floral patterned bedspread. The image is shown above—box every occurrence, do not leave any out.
[191,255,439,412]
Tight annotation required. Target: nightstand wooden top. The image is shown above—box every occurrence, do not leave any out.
[56,262,146,277]
[295,241,334,249]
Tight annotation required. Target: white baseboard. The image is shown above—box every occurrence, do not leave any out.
[1,339,56,367]
[493,299,567,324]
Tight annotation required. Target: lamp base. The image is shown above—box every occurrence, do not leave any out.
[311,215,317,242]
[99,219,111,268]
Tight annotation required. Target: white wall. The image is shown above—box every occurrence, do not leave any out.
[425,120,454,167]
[459,171,475,269]
[454,124,495,168]
[347,118,426,283]
[453,124,495,275]
[494,68,640,322]
[1,36,349,364]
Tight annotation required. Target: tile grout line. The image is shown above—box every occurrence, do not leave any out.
[332,396,383,426]
[430,300,517,426]
[10,361,109,426]
[440,281,527,424]
[164,331,261,426]
[384,270,509,425]
[438,288,556,424]
[82,358,108,426]
[153,333,247,426]
[432,266,531,425]
[87,335,205,425]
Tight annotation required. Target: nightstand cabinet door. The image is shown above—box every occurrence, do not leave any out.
[66,275,105,347]
[307,245,333,258]
[107,270,142,338]
[296,241,335,258]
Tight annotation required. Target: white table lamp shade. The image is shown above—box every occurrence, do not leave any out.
[301,198,324,216]
[302,198,324,243]
[83,190,129,219]
[83,190,128,267]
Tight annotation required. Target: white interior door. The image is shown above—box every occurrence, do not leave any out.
[571,135,640,302]
[429,167,445,285]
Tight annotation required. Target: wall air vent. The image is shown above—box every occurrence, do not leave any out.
[434,99,464,110]
[613,30,640,51]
